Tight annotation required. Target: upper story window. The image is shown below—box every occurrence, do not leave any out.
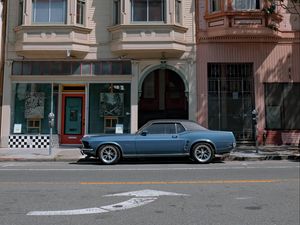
[210,0,221,13]
[76,0,86,25]
[18,0,24,25]
[113,0,121,25]
[232,0,260,10]
[131,0,165,22]
[175,0,182,23]
[32,0,67,24]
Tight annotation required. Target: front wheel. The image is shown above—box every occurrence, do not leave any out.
[98,145,121,165]
[191,143,214,164]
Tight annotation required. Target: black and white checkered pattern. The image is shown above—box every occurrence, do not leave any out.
[9,135,50,149]
[9,136,30,148]
[31,135,50,149]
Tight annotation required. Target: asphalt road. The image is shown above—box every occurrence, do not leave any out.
[0,160,299,225]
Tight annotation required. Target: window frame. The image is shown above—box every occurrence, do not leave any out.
[175,0,182,24]
[265,83,300,130]
[113,0,121,25]
[32,0,67,24]
[131,0,166,23]
[76,0,86,25]
[209,0,222,13]
[18,0,24,25]
[231,0,261,11]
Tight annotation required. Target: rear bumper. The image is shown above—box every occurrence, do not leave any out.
[216,143,236,154]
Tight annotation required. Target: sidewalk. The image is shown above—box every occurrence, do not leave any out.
[0,145,299,162]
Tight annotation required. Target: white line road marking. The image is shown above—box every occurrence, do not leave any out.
[1,163,16,167]
[27,189,188,216]
[235,197,254,200]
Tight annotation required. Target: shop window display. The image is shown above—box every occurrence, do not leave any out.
[12,83,58,134]
[89,84,131,134]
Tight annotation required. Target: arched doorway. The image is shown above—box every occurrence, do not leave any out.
[138,68,188,127]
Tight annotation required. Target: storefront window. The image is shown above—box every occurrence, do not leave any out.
[11,83,58,134]
[265,83,300,129]
[88,84,131,134]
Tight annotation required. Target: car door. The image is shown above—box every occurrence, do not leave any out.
[135,122,186,155]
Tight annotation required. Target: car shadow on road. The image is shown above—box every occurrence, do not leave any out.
[71,156,225,165]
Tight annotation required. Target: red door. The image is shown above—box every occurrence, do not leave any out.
[61,94,85,144]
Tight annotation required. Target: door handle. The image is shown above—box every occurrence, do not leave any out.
[172,135,178,138]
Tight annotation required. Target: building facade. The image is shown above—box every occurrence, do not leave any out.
[196,0,300,145]
[0,0,7,136]
[1,0,196,148]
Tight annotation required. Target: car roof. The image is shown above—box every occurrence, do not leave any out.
[145,119,207,131]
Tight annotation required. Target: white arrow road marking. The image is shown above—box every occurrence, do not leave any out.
[104,189,189,197]
[27,189,188,216]
[27,198,156,216]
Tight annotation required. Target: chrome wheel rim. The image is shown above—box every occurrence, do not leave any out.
[100,146,118,164]
[194,144,212,163]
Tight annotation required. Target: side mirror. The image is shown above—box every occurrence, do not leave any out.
[141,131,148,136]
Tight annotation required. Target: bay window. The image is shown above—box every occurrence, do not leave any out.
[113,0,121,25]
[76,0,85,25]
[32,0,67,24]
[18,0,24,25]
[232,0,260,10]
[131,0,165,22]
[210,0,221,12]
[175,0,182,23]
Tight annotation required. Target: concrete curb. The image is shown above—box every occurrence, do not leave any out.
[0,154,299,163]
[222,154,300,162]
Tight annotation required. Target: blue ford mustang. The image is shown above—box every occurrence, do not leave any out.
[81,120,236,164]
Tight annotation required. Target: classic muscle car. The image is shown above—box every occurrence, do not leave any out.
[81,120,236,164]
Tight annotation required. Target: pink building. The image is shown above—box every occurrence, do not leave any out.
[196,0,300,145]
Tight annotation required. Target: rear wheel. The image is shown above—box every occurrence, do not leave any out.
[98,145,121,165]
[191,143,214,164]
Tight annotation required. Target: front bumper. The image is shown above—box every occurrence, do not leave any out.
[80,148,95,157]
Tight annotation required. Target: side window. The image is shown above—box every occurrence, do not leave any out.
[19,0,24,25]
[164,123,176,134]
[146,124,165,134]
[176,123,185,133]
[76,0,86,25]
[113,0,121,25]
[175,0,182,24]
[146,123,176,134]
[210,0,221,13]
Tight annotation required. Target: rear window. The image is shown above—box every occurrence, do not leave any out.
[182,121,207,131]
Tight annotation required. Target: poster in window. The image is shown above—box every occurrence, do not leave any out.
[25,92,45,119]
[100,93,124,116]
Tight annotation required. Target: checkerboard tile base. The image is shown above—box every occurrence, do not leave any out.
[9,135,50,149]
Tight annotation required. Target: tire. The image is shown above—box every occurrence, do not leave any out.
[191,143,214,164]
[98,145,121,165]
